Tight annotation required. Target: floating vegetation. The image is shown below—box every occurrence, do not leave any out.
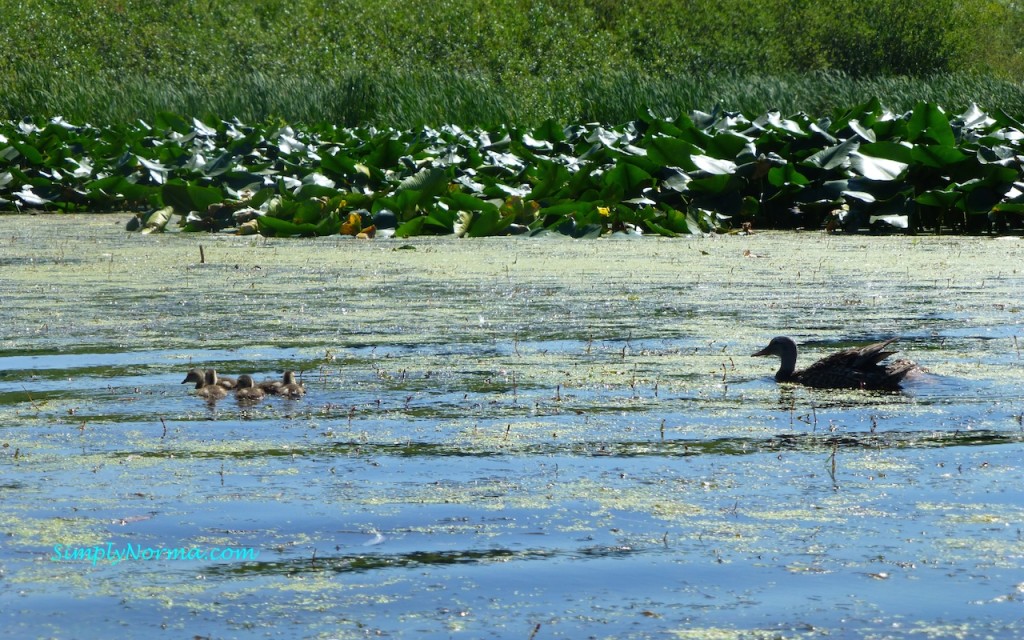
[5,101,1024,236]
[2,218,1024,638]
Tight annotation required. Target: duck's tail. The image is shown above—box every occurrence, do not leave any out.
[883,358,919,386]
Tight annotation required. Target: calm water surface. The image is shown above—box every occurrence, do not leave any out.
[1,217,1023,639]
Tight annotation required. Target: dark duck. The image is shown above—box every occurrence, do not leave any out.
[752,336,918,390]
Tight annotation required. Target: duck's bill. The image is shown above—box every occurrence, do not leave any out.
[751,348,770,357]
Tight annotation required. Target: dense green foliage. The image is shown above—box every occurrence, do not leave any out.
[5,102,1024,236]
[1,0,1023,126]
[4,1,1024,236]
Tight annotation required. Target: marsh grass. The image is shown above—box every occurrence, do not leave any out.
[7,64,1024,129]
[577,71,1024,124]
[2,0,1024,126]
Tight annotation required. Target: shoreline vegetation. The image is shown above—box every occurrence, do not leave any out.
[2,0,1023,127]
[3,1,1024,236]
[5,102,1024,237]
[5,68,1024,132]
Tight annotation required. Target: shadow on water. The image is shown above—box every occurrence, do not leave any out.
[122,428,1024,462]
[207,548,543,578]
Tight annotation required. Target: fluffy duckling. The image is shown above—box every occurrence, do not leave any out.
[182,368,236,390]
[193,369,228,400]
[257,377,284,395]
[234,374,265,402]
[182,368,205,387]
[279,370,305,399]
[208,368,237,389]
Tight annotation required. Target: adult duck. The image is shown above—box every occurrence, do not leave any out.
[752,336,917,390]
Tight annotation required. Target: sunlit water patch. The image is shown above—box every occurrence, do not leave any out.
[1,217,1024,638]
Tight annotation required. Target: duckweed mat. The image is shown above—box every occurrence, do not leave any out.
[1,216,1023,639]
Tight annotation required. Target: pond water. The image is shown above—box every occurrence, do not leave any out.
[1,217,1024,639]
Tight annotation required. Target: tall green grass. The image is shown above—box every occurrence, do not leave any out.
[2,0,1023,126]
[6,65,1022,129]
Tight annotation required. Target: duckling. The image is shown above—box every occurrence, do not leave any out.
[182,368,236,390]
[182,368,205,387]
[234,374,265,402]
[279,370,305,399]
[193,368,228,400]
[257,377,284,395]
[208,368,237,389]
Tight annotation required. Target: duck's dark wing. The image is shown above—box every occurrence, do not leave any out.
[849,338,899,368]
[795,338,913,390]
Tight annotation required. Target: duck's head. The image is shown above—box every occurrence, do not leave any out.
[752,336,795,358]
[236,374,256,389]
[182,368,204,385]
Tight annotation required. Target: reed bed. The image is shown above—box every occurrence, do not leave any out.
[2,0,1023,126]
[5,66,1024,129]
